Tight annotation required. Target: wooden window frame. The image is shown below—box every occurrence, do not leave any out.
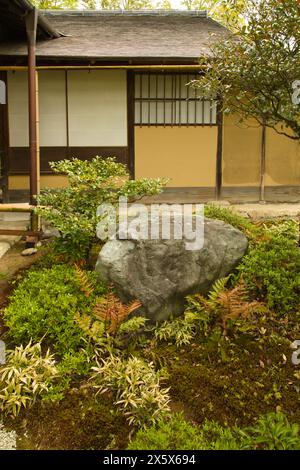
[134,72,217,127]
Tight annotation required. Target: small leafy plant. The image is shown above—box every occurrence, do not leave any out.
[36,156,166,259]
[128,413,205,450]
[154,311,200,347]
[92,291,142,336]
[0,341,58,417]
[91,354,170,428]
[186,277,267,332]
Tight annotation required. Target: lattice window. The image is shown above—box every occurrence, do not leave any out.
[134,73,217,126]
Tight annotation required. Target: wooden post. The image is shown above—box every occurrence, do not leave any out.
[260,121,266,203]
[25,8,40,234]
[215,101,223,200]
[127,71,135,179]
[0,71,9,203]
[25,8,39,208]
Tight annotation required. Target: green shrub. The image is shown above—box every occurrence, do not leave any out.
[128,413,205,450]
[204,205,259,239]
[155,277,267,347]
[128,412,300,450]
[91,354,170,428]
[263,220,299,242]
[36,157,167,259]
[74,279,146,350]
[128,413,241,450]
[4,265,107,357]
[41,350,93,403]
[242,412,300,450]
[238,233,300,314]
[204,213,300,315]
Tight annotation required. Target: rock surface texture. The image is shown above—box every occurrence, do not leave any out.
[95,219,248,321]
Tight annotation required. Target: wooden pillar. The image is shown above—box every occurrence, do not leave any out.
[25,8,39,207]
[0,71,9,203]
[127,71,135,179]
[215,101,223,200]
[260,121,266,203]
[25,8,40,235]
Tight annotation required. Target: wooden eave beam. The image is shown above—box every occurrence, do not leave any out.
[0,64,205,71]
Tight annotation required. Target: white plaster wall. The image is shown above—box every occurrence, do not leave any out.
[8,70,67,147]
[39,70,67,147]
[7,71,29,147]
[67,70,127,146]
[8,70,127,148]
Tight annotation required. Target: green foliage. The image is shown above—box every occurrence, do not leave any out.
[31,0,78,8]
[58,350,92,377]
[99,0,154,8]
[205,209,300,315]
[128,413,243,450]
[73,267,146,349]
[193,0,300,141]
[238,229,300,314]
[154,311,201,347]
[199,420,245,450]
[0,341,58,417]
[33,0,173,9]
[186,277,267,331]
[182,0,247,29]
[91,354,170,428]
[74,310,147,351]
[155,277,266,348]
[242,413,300,450]
[42,350,93,402]
[128,413,205,450]
[204,205,259,240]
[128,412,300,450]
[262,219,299,242]
[3,265,107,357]
[36,157,166,260]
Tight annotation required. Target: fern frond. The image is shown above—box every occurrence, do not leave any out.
[74,312,105,342]
[186,277,267,333]
[93,290,142,335]
[118,316,147,335]
[74,264,95,297]
[208,277,230,305]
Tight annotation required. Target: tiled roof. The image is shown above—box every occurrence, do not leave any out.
[0,9,228,62]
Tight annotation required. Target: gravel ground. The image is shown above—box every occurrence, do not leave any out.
[0,423,16,450]
[232,203,300,219]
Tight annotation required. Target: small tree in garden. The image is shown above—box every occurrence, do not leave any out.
[36,157,166,259]
[193,0,300,140]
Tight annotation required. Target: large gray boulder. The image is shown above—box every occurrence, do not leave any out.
[95,218,248,321]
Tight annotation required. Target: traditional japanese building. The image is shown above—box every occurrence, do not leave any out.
[0,1,299,203]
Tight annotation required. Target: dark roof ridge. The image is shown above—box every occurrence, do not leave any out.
[43,9,208,18]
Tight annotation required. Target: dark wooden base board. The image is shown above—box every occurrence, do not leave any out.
[8,147,128,174]
[222,186,300,203]
[5,186,300,204]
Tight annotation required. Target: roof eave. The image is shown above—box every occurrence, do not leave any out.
[6,0,62,39]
